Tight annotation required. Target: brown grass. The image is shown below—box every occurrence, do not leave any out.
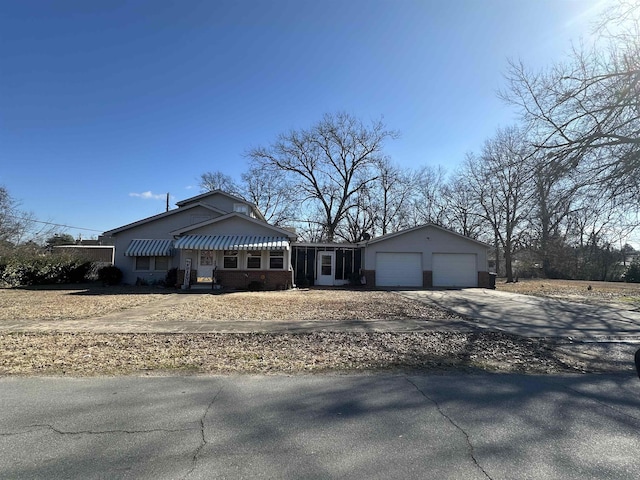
[149,289,461,322]
[496,278,640,308]
[0,285,168,321]
[0,331,591,376]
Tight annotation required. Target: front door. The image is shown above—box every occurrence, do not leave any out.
[198,250,215,282]
[316,252,335,286]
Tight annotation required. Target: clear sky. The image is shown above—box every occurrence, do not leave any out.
[0,0,607,240]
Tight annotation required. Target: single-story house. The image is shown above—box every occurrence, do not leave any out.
[101,190,491,289]
[101,190,297,289]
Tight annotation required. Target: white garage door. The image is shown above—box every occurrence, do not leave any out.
[376,252,422,287]
[432,253,477,287]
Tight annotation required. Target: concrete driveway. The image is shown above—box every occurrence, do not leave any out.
[398,288,640,339]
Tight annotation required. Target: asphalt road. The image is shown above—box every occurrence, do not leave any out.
[1,374,639,479]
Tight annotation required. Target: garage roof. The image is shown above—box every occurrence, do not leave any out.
[363,224,490,247]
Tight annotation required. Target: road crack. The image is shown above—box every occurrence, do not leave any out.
[0,424,197,437]
[182,386,225,480]
[405,377,492,480]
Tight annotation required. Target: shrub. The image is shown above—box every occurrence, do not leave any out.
[623,262,640,283]
[98,265,123,286]
[165,268,178,287]
[0,256,93,286]
[247,280,264,291]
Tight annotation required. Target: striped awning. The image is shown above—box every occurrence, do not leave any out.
[174,235,290,251]
[124,239,174,257]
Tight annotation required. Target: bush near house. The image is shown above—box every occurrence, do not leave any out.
[97,265,123,286]
[0,255,93,287]
[623,262,640,283]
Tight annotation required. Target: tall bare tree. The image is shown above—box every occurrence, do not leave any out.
[502,1,640,204]
[440,170,486,240]
[199,171,243,197]
[241,165,295,226]
[247,112,398,241]
[465,127,533,282]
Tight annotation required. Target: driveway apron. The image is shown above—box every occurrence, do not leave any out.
[398,288,640,339]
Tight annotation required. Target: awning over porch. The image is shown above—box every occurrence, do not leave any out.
[174,235,290,251]
[124,239,174,256]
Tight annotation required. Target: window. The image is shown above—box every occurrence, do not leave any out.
[155,256,169,271]
[269,250,284,269]
[200,250,214,266]
[223,250,238,269]
[247,250,261,269]
[135,256,150,270]
[321,254,332,275]
[233,204,249,215]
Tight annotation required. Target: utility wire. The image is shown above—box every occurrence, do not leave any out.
[5,214,104,233]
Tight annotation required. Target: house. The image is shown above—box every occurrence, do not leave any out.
[101,191,297,289]
[101,190,491,289]
[360,224,491,288]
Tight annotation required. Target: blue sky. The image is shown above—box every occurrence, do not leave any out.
[0,0,606,240]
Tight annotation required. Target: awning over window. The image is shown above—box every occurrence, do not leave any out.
[124,239,174,257]
[174,235,290,251]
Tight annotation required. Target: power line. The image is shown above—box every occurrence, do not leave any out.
[5,214,104,233]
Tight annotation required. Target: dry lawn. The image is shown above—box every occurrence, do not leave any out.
[0,286,460,323]
[2,282,638,377]
[496,278,640,309]
[149,289,460,322]
[0,285,171,321]
[0,331,588,376]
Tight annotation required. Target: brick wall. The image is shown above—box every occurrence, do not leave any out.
[423,271,432,288]
[215,270,292,290]
[362,270,375,287]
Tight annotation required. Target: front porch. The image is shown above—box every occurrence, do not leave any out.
[174,235,294,291]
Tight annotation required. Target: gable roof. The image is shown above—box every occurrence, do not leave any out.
[362,224,490,248]
[170,211,297,239]
[175,190,265,221]
[102,202,227,236]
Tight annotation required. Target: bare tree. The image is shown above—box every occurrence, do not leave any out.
[247,112,398,241]
[440,170,486,239]
[0,186,22,247]
[528,151,586,278]
[0,186,57,254]
[199,171,243,197]
[409,165,447,227]
[465,127,534,282]
[241,165,295,227]
[502,1,640,203]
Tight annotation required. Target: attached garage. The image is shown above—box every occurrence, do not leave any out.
[362,224,490,289]
[375,252,422,287]
[432,253,477,287]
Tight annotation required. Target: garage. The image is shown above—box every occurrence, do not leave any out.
[362,224,489,289]
[375,252,423,287]
[432,253,477,287]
